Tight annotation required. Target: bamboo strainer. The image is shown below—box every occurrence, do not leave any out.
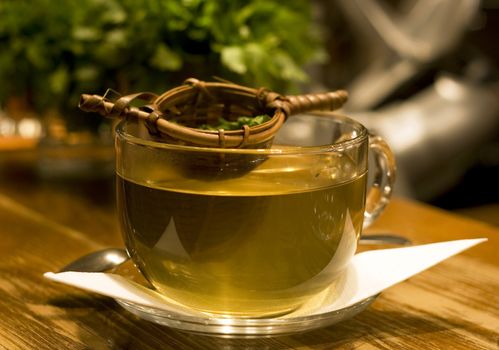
[79,78,348,149]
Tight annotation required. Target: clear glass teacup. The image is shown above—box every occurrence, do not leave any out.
[115,113,395,317]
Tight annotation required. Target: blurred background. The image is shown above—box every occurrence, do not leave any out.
[0,0,498,225]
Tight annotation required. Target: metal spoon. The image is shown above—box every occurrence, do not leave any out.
[59,234,412,273]
[59,248,130,273]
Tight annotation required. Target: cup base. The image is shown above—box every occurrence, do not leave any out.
[150,286,309,319]
[198,305,300,319]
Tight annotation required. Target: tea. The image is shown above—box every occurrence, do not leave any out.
[117,158,367,316]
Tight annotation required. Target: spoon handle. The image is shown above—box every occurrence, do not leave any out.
[360,234,412,246]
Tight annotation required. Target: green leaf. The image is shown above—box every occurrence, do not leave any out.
[73,26,100,41]
[75,66,100,82]
[106,29,127,47]
[149,43,183,71]
[220,46,247,74]
[199,115,270,131]
[26,41,49,69]
[49,66,69,95]
[273,52,307,81]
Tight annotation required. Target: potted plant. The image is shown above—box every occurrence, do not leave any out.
[0,0,324,132]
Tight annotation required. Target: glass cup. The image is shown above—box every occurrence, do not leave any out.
[115,113,396,317]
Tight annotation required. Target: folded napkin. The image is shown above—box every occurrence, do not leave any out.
[45,239,486,317]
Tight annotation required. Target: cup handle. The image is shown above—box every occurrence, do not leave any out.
[363,133,397,229]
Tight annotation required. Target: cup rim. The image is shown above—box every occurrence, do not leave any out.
[115,113,368,155]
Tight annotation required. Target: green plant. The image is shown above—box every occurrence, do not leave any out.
[0,0,323,125]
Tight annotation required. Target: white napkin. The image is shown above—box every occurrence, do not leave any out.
[44,239,486,317]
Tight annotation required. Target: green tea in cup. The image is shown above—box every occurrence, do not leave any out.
[115,114,395,317]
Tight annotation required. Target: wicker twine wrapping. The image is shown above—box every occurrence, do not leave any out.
[79,78,348,148]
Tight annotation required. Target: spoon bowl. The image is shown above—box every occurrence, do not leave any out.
[59,248,129,273]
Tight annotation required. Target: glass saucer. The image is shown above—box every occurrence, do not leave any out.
[116,294,378,338]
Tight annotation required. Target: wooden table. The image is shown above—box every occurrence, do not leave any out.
[0,170,497,349]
